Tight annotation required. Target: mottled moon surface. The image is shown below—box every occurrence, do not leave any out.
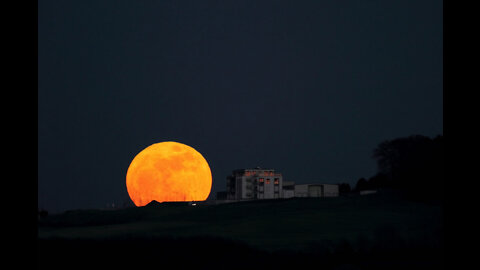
[126,141,212,206]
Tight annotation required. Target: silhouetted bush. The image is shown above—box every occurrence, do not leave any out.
[354,178,369,191]
[339,183,352,194]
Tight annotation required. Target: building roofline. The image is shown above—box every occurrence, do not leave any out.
[232,168,276,173]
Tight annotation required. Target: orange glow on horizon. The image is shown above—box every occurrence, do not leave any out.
[126,141,212,206]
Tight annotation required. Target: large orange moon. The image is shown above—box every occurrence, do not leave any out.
[126,141,212,206]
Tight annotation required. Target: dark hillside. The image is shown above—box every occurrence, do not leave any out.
[39,192,442,250]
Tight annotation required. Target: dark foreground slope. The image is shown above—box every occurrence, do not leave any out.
[38,192,443,269]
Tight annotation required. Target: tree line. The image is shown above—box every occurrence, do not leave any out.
[339,134,444,202]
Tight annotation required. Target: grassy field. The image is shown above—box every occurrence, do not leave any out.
[38,191,443,269]
[38,192,444,270]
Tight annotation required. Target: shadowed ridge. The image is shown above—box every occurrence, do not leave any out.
[144,200,190,207]
[144,200,162,207]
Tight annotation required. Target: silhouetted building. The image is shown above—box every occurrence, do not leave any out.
[359,190,377,196]
[226,167,283,200]
[225,168,340,200]
[294,183,339,197]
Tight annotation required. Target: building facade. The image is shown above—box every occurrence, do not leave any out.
[226,167,283,200]
[282,181,295,199]
[224,168,341,200]
[294,184,339,197]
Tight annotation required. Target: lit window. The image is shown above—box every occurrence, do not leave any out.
[259,178,264,183]
[274,179,279,185]
[266,179,271,184]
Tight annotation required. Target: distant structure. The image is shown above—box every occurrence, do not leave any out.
[294,184,340,198]
[219,167,339,201]
[226,167,283,200]
[359,190,378,196]
[282,181,295,198]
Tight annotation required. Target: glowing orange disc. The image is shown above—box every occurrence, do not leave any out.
[126,141,212,206]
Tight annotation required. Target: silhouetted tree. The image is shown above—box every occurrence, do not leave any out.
[339,183,351,194]
[372,135,444,201]
[355,178,369,192]
[368,172,390,189]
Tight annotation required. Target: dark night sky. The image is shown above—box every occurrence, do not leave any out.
[38,0,443,213]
